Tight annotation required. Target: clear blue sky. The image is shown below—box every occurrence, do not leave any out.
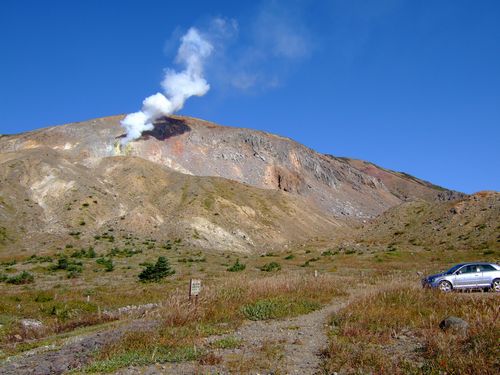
[1,0,499,193]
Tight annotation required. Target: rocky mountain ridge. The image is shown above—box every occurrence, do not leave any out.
[0,115,467,254]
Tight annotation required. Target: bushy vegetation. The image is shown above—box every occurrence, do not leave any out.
[178,256,206,263]
[227,259,246,272]
[24,255,53,264]
[0,259,16,266]
[211,336,242,349]
[138,257,175,282]
[108,247,142,258]
[96,257,114,272]
[241,297,320,321]
[50,256,83,278]
[71,247,96,259]
[83,342,199,372]
[259,262,281,272]
[4,271,34,285]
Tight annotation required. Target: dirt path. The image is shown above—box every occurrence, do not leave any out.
[119,288,372,375]
[0,286,372,375]
[0,320,158,375]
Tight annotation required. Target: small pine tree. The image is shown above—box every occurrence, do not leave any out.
[138,256,175,282]
[227,258,246,272]
[86,247,96,258]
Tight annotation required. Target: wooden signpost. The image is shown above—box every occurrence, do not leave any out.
[189,278,202,304]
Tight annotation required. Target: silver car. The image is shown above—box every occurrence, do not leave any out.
[422,262,500,292]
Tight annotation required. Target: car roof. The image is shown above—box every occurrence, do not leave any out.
[459,262,498,266]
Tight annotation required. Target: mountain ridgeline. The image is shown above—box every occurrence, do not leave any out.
[0,115,494,255]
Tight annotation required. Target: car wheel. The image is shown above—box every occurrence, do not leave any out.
[438,280,452,292]
[491,279,500,292]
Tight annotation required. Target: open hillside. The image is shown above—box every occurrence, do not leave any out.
[340,158,463,202]
[0,115,465,256]
[346,191,500,254]
[0,148,343,255]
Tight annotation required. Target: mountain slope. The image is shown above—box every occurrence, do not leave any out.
[349,191,500,252]
[0,115,460,220]
[0,147,344,254]
[0,114,476,256]
[340,158,463,202]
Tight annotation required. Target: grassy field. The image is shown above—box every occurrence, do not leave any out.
[82,273,346,372]
[323,284,499,374]
[1,237,498,372]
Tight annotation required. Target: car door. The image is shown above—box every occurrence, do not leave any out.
[454,265,481,288]
[478,264,496,286]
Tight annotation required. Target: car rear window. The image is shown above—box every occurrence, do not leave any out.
[479,264,496,272]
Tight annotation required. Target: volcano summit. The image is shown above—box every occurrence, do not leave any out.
[0,115,464,254]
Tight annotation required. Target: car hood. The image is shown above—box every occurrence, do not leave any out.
[426,272,446,280]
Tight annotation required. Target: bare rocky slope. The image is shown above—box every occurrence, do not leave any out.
[339,158,462,202]
[0,115,465,254]
[347,191,500,252]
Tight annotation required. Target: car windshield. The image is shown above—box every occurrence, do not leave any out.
[444,264,464,275]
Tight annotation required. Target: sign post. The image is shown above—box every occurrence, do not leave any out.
[189,278,201,305]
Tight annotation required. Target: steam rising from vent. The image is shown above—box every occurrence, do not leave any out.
[120,28,213,144]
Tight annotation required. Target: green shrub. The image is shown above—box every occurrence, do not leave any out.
[51,257,69,270]
[259,262,281,272]
[35,293,53,302]
[211,336,242,349]
[51,256,83,276]
[138,256,175,282]
[67,269,81,279]
[71,247,96,258]
[178,257,206,263]
[284,254,295,260]
[81,346,199,373]
[108,247,142,257]
[1,259,16,266]
[227,259,246,272]
[24,255,53,264]
[6,271,34,284]
[241,297,320,320]
[96,257,114,272]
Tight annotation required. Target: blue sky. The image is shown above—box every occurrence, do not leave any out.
[0,0,499,193]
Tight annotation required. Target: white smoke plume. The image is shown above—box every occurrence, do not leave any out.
[120,28,213,144]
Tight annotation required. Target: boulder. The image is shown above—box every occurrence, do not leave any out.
[20,319,44,331]
[439,316,469,335]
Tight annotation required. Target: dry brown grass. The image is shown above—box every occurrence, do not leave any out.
[324,280,499,374]
[91,273,346,371]
[5,312,116,344]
